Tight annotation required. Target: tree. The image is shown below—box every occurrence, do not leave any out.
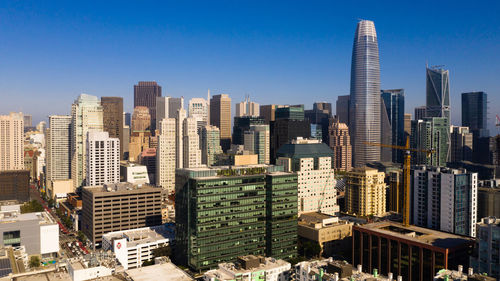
[21,200,44,213]
[29,256,40,268]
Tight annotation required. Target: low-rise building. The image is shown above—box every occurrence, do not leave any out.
[433,266,496,281]
[124,257,193,281]
[298,212,353,258]
[296,259,390,281]
[66,252,119,281]
[203,255,291,281]
[0,170,30,203]
[47,179,74,200]
[353,221,474,281]
[102,224,174,269]
[0,210,59,256]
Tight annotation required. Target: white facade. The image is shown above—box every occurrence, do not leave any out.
[156,96,185,130]
[102,225,173,270]
[86,131,120,186]
[235,97,259,117]
[156,118,176,193]
[47,115,72,182]
[0,112,24,171]
[71,94,104,188]
[68,261,114,281]
[123,163,150,185]
[188,97,209,130]
[176,108,186,169]
[204,257,291,281]
[412,166,477,237]
[183,117,202,168]
[40,223,60,254]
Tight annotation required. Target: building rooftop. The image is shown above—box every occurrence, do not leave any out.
[354,221,474,249]
[102,224,174,248]
[124,262,193,281]
[204,256,290,279]
[0,210,56,225]
[297,258,390,281]
[276,139,334,159]
[477,216,500,226]
[298,212,351,229]
[83,182,158,193]
[177,164,288,180]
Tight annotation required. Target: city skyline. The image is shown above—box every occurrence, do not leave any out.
[1,1,499,135]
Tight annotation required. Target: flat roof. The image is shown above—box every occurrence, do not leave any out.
[102,224,174,248]
[355,221,474,249]
[125,262,193,281]
[204,257,290,278]
[0,211,56,225]
[84,182,159,194]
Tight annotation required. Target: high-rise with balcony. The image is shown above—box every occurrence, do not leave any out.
[411,117,450,167]
[101,97,124,159]
[450,126,473,163]
[156,118,176,193]
[426,66,450,120]
[134,81,161,131]
[470,217,500,280]
[210,94,232,151]
[0,112,24,171]
[71,94,103,188]
[349,20,381,167]
[86,131,120,186]
[47,115,72,183]
[200,125,223,166]
[345,167,386,217]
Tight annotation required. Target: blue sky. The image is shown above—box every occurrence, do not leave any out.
[1,1,499,133]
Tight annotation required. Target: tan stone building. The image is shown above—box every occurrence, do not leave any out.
[345,167,386,217]
[297,212,353,258]
[328,118,352,171]
[210,94,231,151]
[0,112,24,171]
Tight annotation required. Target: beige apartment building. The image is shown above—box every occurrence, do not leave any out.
[0,112,24,171]
[345,167,386,217]
[81,182,163,247]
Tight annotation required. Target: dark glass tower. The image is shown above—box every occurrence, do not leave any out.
[426,67,450,120]
[349,20,381,167]
[381,89,405,163]
[134,81,162,131]
[462,91,488,137]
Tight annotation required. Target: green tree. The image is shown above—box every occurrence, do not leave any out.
[21,200,44,213]
[29,256,40,268]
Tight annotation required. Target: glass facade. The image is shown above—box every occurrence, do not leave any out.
[426,67,450,120]
[462,91,488,136]
[349,20,381,167]
[175,167,298,271]
[411,117,450,166]
[381,89,405,163]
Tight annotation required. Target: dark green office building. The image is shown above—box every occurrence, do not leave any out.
[175,165,298,271]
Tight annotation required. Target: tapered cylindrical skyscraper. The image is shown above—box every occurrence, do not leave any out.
[349,20,381,167]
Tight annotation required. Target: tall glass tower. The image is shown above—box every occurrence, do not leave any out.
[462,91,488,137]
[381,89,405,163]
[426,66,450,120]
[349,20,381,167]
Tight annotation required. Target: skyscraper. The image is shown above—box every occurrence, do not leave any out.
[335,95,350,125]
[200,125,223,166]
[381,89,405,163]
[156,96,184,130]
[345,167,386,217]
[462,91,488,137]
[101,97,124,159]
[188,97,209,130]
[349,20,381,167]
[414,106,426,120]
[450,126,473,163]
[210,94,232,151]
[259,104,280,124]
[426,66,450,120]
[0,112,24,171]
[243,124,270,164]
[134,81,161,131]
[411,117,450,167]
[182,114,202,168]
[235,96,259,117]
[404,113,411,136]
[270,106,311,162]
[71,94,103,188]
[328,118,352,171]
[47,115,72,183]
[232,116,265,145]
[156,118,176,193]
[86,131,120,186]
[412,166,477,237]
[23,114,32,129]
[131,106,151,132]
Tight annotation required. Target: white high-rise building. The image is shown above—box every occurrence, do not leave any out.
[156,96,184,130]
[183,117,202,168]
[71,94,104,188]
[156,118,176,193]
[243,124,270,164]
[0,112,24,171]
[277,138,339,216]
[86,131,120,186]
[47,115,72,182]
[235,96,259,117]
[412,166,477,237]
[188,98,209,130]
[175,108,186,169]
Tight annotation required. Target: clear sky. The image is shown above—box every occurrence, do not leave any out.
[1,1,499,133]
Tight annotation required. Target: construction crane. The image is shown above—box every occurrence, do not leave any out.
[364,137,434,226]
